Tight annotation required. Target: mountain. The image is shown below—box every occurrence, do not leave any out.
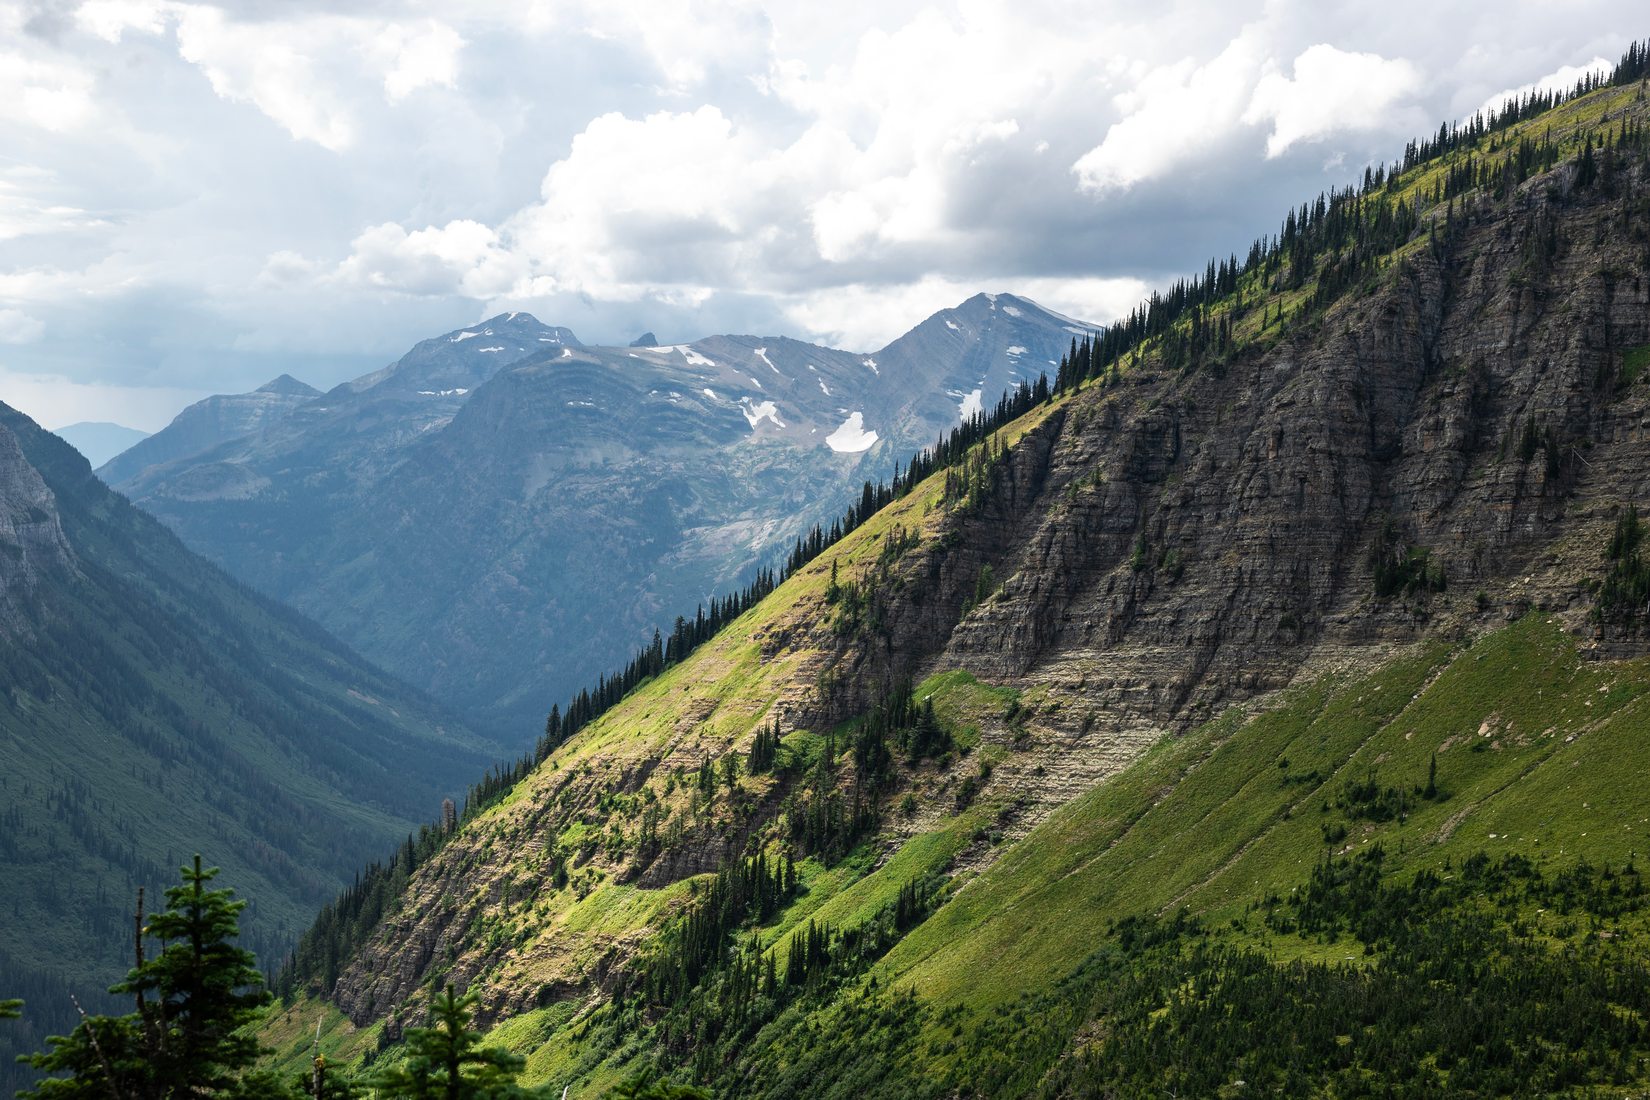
[104,297,1087,742]
[258,60,1650,1095]
[0,401,499,1092]
[51,421,150,468]
[97,373,322,487]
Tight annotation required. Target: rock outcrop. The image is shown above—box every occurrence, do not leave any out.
[0,421,77,639]
[823,155,1650,746]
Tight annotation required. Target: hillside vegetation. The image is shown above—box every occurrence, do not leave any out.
[244,45,1650,1097]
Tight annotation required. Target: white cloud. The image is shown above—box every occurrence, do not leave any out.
[74,0,170,41]
[172,6,357,150]
[0,51,97,131]
[332,220,520,298]
[1478,57,1613,118]
[1246,45,1423,157]
[2,0,1645,428]
[526,0,775,93]
[376,21,465,103]
[0,309,46,344]
[71,2,466,149]
[504,105,780,299]
[1071,32,1262,192]
[780,274,1147,351]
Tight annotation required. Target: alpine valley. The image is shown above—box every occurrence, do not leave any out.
[103,296,1090,745]
[12,43,1650,1100]
[0,403,499,1093]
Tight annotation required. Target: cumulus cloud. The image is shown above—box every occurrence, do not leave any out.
[784,275,1149,352]
[0,0,1644,432]
[332,220,520,297]
[171,6,358,150]
[1246,44,1423,157]
[1478,57,1614,118]
[0,49,96,130]
[376,20,464,103]
[1073,32,1263,192]
[74,0,170,41]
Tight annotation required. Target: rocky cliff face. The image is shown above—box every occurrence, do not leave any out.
[823,153,1650,752]
[0,421,77,639]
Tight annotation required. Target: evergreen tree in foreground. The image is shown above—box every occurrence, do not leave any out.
[21,856,273,1099]
[608,1075,710,1100]
[369,985,543,1099]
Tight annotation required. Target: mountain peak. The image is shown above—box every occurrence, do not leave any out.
[479,310,545,329]
[630,332,659,348]
[256,374,321,397]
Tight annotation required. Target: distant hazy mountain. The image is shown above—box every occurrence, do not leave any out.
[53,421,149,467]
[97,373,322,486]
[0,401,496,1092]
[106,296,1092,743]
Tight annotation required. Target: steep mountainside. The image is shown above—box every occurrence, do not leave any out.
[0,403,496,1093]
[107,297,1087,741]
[98,374,320,486]
[262,69,1650,1096]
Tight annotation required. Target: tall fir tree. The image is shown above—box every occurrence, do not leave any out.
[369,986,542,1099]
[22,856,274,1099]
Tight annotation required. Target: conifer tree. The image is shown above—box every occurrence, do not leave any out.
[370,986,541,1099]
[22,856,274,1099]
[607,1074,710,1099]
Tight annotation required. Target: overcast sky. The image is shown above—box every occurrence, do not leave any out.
[0,0,1641,430]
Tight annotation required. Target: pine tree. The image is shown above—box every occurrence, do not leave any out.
[370,986,540,1099]
[608,1075,711,1099]
[22,856,275,1099]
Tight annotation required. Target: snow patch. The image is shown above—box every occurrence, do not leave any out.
[957,388,983,420]
[945,319,961,331]
[862,357,879,375]
[560,348,573,359]
[450,330,479,342]
[1002,305,1023,317]
[1006,345,1027,357]
[478,346,505,353]
[566,400,597,408]
[749,375,764,389]
[825,412,878,453]
[538,337,559,343]
[739,398,786,430]
[682,348,716,367]
[818,380,831,397]
[754,346,781,375]
[702,388,719,401]
[1064,326,1087,335]
[417,388,470,397]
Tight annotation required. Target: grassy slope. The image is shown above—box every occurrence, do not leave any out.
[274,78,1650,1093]
[882,615,1650,1009]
